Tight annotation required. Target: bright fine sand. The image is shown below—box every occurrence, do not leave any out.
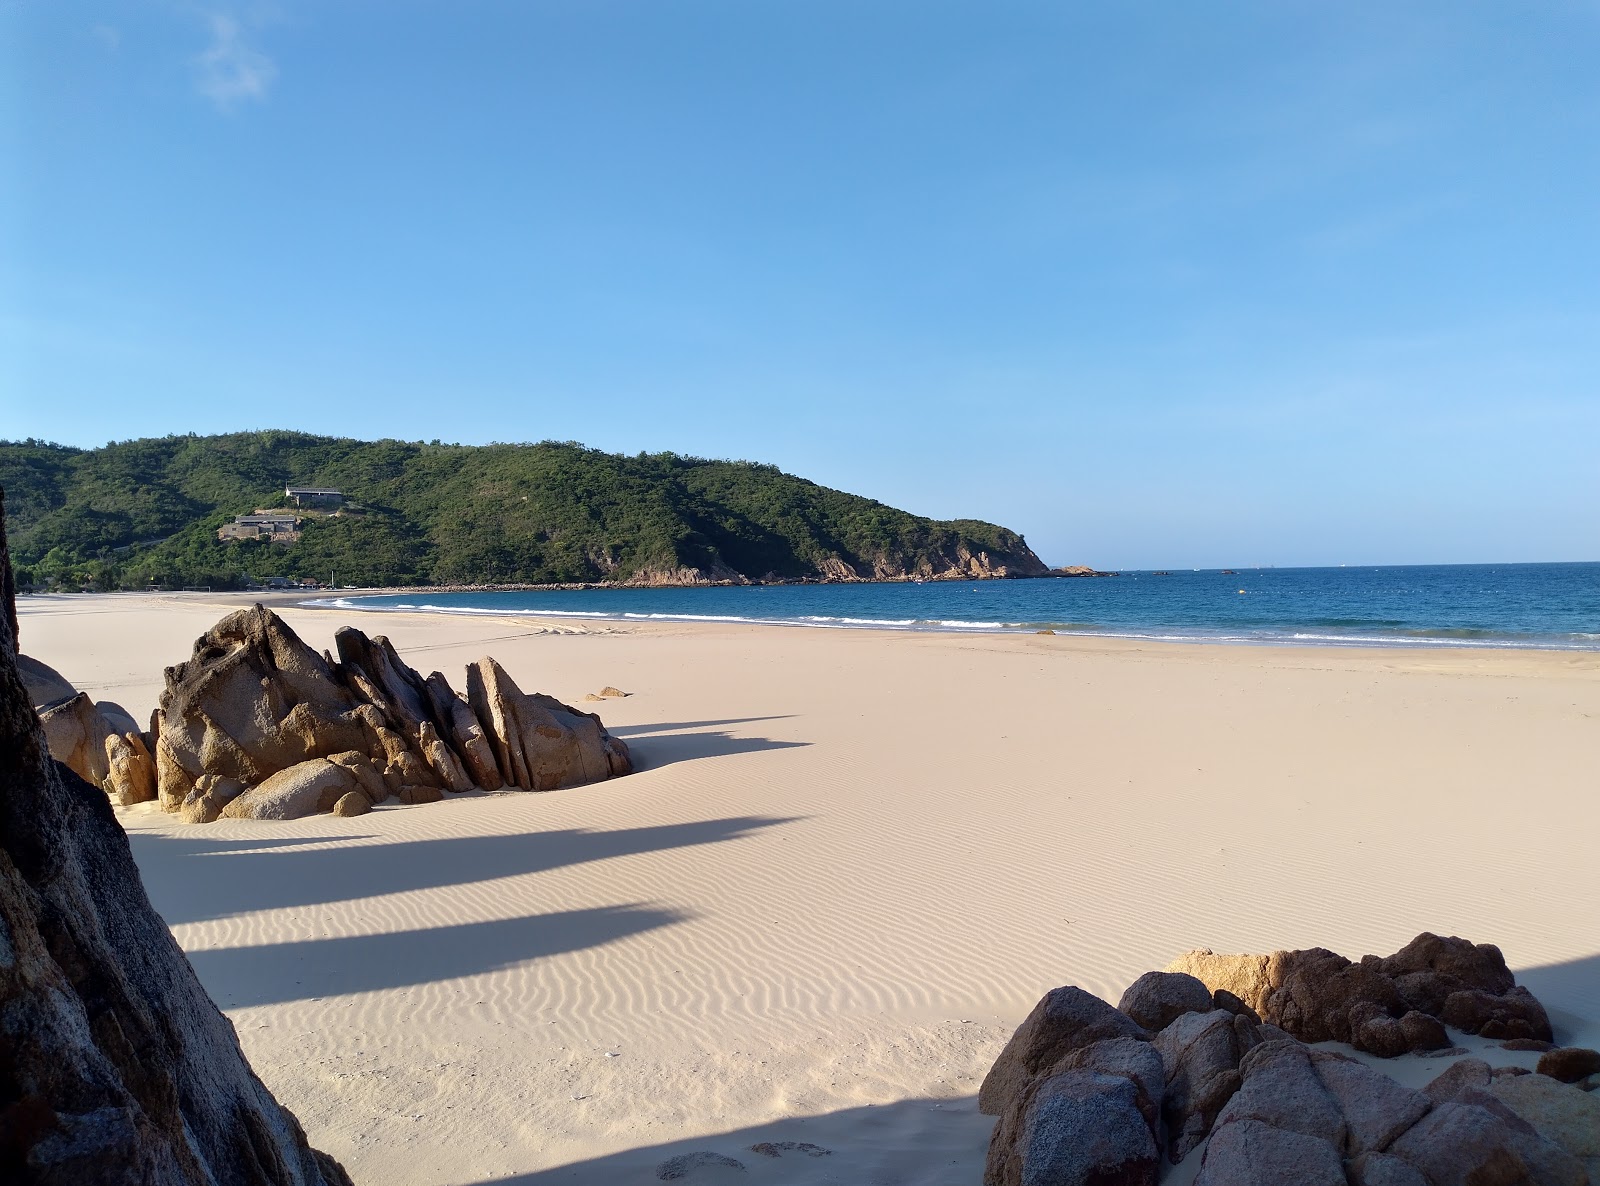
[17,593,1600,1185]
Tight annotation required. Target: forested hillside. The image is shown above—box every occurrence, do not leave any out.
[0,433,1047,590]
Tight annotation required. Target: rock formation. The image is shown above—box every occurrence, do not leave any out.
[36,692,159,808]
[150,604,630,821]
[1166,932,1550,1055]
[982,934,1597,1186]
[0,489,352,1184]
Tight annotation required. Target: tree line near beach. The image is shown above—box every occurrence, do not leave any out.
[0,432,1046,591]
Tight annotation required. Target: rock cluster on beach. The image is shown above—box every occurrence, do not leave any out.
[1,494,352,1184]
[982,933,1598,1185]
[30,603,632,822]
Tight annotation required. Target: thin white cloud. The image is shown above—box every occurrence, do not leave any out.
[194,13,276,108]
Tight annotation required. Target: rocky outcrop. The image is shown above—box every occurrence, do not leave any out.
[0,488,351,1185]
[1166,932,1546,1056]
[17,653,75,707]
[37,691,158,807]
[982,935,1588,1186]
[151,604,630,822]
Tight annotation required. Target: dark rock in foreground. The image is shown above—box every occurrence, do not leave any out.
[981,933,1594,1186]
[0,489,351,1184]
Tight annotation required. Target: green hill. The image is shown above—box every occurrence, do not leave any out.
[0,432,1047,591]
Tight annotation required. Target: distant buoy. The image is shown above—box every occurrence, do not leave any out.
[1237,589,1246,594]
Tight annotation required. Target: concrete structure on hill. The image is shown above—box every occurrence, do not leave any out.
[284,487,344,507]
[218,513,302,542]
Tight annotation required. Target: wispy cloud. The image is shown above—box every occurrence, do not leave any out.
[194,13,276,109]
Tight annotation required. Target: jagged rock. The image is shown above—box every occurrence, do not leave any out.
[18,651,75,707]
[1387,1099,1588,1185]
[39,691,114,786]
[1194,1117,1347,1186]
[1310,1050,1431,1157]
[103,728,157,805]
[1151,1007,1258,1163]
[1212,988,1261,1021]
[331,791,371,817]
[424,671,503,791]
[399,784,444,805]
[0,491,351,1185]
[178,774,246,824]
[334,627,435,745]
[418,719,473,792]
[1491,1072,1600,1162]
[466,655,632,791]
[1058,1037,1167,1134]
[326,749,389,803]
[1539,1047,1600,1084]
[977,985,1148,1116]
[984,1068,1159,1186]
[221,759,357,821]
[1213,1039,1348,1149]
[599,686,628,698]
[154,605,367,805]
[1351,1151,1431,1186]
[1169,933,1546,1056]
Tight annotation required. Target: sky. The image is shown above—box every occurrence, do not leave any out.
[3,2,1598,569]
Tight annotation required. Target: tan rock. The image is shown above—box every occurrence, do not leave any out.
[103,730,157,806]
[17,652,76,707]
[1491,1071,1600,1159]
[398,784,443,805]
[331,791,371,817]
[38,692,114,787]
[598,686,628,698]
[1164,950,1286,1019]
[466,656,631,791]
[325,750,388,803]
[423,671,502,790]
[220,759,356,821]
[418,719,472,792]
[177,774,246,824]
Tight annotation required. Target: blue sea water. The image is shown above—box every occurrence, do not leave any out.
[310,562,1600,651]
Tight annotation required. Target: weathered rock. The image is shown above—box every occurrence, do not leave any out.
[333,627,435,745]
[1059,1037,1166,1134]
[39,691,114,786]
[418,718,473,792]
[154,605,367,805]
[984,1069,1159,1186]
[1504,1038,1559,1052]
[1151,1007,1252,1162]
[1539,1047,1600,1084]
[1440,984,1553,1041]
[221,758,356,821]
[978,985,1148,1116]
[1350,1151,1431,1186]
[749,1141,830,1158]
[1212,988,1261,1021]
[326,749,389,803]
[599,686,628,698]
[103,728,157,805]
[1194,1117,1347,1186]
[424,670,503,791]
[466,655,632,791]
[177,773,246,824]
[18,651,75,706]
[1118,970,1214,1033]
[1213,1039,1348,1149]
[0,490,351,1184]
[331,791,371,817]
[1387,1099,1588,1186]
[1491,1071,1600,1160]
[1170,933,1550,1056]
[1422,1056,1492,1104]
[399,784,444,805]
[1310,1050,1432,1156]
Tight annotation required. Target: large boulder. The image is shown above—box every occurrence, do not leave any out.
[1386,1099,1587,1185]
[1490,1072,1600,1165]
[1310,1050,1431,1157]
[0,489,351,1184]
[978,985,1148,1116]
[424,670,503,791]
[17,651,75,707]
[37,691,158,806]
[221,759,358,821]
[984,1069,1159,1186]
[1118,970,1214,1032]
[1194,1117,1347,1186]
[466,655,632,791]
[1152,1007,1263,1162]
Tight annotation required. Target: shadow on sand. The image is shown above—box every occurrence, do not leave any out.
[613,716,807,770]
[190,903,686,1008]
[130,815,797,926]
[453,1094,992,1186]
[1516,951,1600,1045]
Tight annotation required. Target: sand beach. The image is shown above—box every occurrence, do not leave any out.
[15,591,1600,1184]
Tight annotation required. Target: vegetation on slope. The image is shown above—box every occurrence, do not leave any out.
[0,433,1046,591]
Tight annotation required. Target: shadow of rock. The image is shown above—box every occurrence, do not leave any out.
[130,815,796,926]
[191,903,686,1007]
[454,1094,992,1186]
[1515,952,1600,1046]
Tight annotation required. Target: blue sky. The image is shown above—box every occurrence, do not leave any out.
[3,2,1597,568]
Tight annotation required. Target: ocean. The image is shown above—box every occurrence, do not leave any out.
[310,562,1600,651]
